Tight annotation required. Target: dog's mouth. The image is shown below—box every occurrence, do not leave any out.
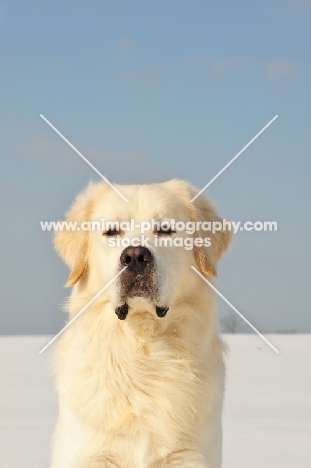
[115,303,169,320]
[119,267,157,301]
[125,273,154,298]
[115,261,169,320]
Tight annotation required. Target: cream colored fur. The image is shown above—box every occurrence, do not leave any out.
[51,180,231,468]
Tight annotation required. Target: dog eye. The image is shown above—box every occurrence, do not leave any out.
[155,226,176,235]
[103,229,120,236]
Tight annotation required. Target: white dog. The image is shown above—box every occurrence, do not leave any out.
[51,179,231,468]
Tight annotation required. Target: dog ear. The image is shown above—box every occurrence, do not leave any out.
[189,193,232,278]
[54,184,94,287]
[165,180,232,278]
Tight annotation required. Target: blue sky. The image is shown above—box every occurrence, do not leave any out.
[1,0,310,334]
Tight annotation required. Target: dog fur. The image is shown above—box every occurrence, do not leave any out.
[51,180,231,468]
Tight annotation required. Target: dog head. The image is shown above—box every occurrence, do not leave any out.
[54,180,232,320]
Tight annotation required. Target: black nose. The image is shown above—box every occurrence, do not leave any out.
[120,246,153,271]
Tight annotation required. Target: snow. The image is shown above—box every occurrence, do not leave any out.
[222,335,311,468]
[0,335,310,467]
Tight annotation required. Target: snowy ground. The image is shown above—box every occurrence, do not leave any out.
[0,335,310,467]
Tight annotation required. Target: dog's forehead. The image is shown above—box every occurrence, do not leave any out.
[91,182,187,220]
